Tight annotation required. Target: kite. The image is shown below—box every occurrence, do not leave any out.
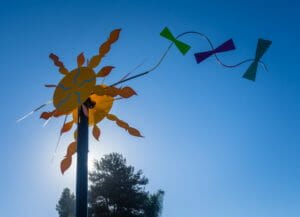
[243,38,272,81]
[159,27,272,81]
[160,27,191,55]
[194,39,236,63]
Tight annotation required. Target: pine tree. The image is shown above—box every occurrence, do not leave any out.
[56,188,75,217]
[88,153,164,217]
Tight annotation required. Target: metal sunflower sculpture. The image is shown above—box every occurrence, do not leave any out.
[40,29,142,174]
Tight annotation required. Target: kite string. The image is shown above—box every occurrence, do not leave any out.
[119,59,147,82]
[110,31,268,87]
[107,59,147,88]
[109,43,173,87]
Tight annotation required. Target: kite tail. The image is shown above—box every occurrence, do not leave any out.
[176,31,268,71]
[110,30,268,87]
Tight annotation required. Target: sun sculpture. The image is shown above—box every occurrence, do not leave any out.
[40,29,142,174]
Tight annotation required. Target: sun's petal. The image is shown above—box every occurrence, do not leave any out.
[106,113,143,138]
[60,156,72,174]
[66,141,77,157]
[97,66,115,77]
[49,53,69,75]
[118,86,137,98]
[92,125,101,141]
[60,120,74,134]
[77,52,85,67]
[98,29,121,63]
[88,55,101,69]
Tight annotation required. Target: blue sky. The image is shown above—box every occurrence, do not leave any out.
[0,0,299,217]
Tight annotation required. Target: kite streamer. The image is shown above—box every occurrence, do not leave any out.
[110,27,271,86]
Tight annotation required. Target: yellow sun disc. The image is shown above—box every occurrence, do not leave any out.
[90,94,114,125]
[53,67,96,113]
[72,94,114,126]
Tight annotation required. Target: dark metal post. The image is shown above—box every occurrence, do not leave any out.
[76,106,89,217]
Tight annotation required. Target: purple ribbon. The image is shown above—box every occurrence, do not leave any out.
[194,39,236,63]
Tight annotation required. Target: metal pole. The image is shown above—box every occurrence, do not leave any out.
[76,106,88,217]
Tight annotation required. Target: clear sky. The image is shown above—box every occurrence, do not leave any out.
[0,0,299,217]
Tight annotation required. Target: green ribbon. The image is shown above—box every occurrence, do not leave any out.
[243,38,272,81]
[160,27,191,55]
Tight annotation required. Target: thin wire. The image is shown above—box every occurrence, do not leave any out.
[44,84,57,88]
[43,117,52,127]
[109,43,173,87]
[17,100,52,123]
[101,77,106,85]
[90,97,125,107]
[120,59,147,82]
[100,59,148,85]
[147,43,173,72]
[51,114,68,163]
[101,97,124,103]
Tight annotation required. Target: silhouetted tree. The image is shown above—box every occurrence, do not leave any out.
[56,188,75,217]
[88,153,164,217]
[144,190,164,217]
